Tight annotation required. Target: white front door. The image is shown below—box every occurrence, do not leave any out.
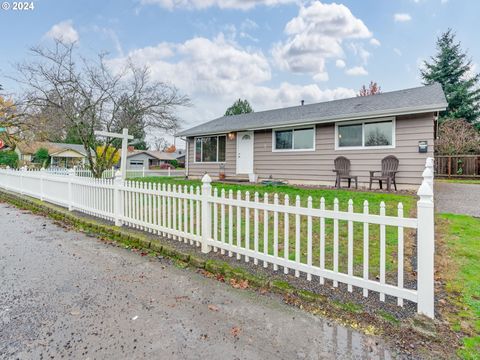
[236,131,254,174]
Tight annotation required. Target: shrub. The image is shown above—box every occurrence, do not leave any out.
[435,119,480,155]
[0,151,19,168]
[169,159,178,168]
[160,163,174,169]
[33,147,50,167]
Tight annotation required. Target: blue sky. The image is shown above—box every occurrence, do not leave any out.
[1,0,479,136]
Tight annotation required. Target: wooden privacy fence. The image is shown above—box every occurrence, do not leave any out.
[0,158,436,318]
[435,155,480,177]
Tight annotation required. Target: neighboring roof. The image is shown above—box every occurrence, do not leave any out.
[177,83,448,137]
[126,150,176,161]
[172,150,186,159]
[16,141,89,156]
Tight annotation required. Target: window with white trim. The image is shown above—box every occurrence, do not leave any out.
[336,119,394,149]
[194,135,226,162]
[129,160,144,166]
[273,126,315,151]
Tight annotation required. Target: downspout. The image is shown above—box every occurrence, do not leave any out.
[180,137,188,178]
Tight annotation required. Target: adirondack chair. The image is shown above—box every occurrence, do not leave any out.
[369,155,399,191]
[333,156,358,189]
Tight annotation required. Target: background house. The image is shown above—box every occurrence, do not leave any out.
[127,150,175,170]
[15,142,91,168]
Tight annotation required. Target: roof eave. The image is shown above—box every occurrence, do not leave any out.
[178,103,448,137]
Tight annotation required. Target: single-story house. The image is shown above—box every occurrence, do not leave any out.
[177,83,448,189]
[15,141,91,168]
[126,150,176,170]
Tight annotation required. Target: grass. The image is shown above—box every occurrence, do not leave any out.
[436,179,480,185]
[438,214,480,359]
[129,176,417,281]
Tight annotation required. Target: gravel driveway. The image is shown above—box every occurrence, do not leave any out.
[0,203,394,360]
[435,181,480,217]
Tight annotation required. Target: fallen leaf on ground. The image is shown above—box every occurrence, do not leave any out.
[230,278,249,289]
[230,327,241,337]
[208,304,219,312]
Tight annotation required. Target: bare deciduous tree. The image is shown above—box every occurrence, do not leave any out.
[152,136,170,151]
[13,41,189,177]
[435,119,480,155]
[358,81,382,96]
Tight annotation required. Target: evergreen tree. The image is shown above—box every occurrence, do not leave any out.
[421,29,480,124]
[224,99,253,116]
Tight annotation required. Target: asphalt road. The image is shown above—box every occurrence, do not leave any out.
[0,202,393,359]
[435,181,480,217]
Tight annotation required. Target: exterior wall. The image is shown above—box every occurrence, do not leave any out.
[253,113,434,186]
[126,153,153,169]
[15,148,31,162]
[186,136,236,178]
[186,113,434,186]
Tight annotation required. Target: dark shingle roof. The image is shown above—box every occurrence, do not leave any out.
[177,83,447,137]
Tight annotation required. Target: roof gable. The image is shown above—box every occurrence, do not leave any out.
[16,141,89,156]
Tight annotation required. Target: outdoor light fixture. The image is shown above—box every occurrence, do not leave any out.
[228,132,235,140]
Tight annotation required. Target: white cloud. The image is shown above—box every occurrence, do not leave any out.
[272,1,372,80]
[345,66,368,76]
[393,47,402,56]
[107,34,356,129]
[394,13,412,22]
[370,38,381,47]
[348,42,370,65]
[335,59,346,68]
[241,18,259,31]
[45,20,79,43]
[140,0,296,10]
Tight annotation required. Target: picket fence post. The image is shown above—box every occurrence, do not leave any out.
[417,157,435,319]
[40,167,45,201]
[423,157,434,197]
[201,173,212,253]
[19,166,25,195]
[68,168,75,211]
[113,170,123,226]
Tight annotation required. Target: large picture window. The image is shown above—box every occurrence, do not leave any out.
[273,126,315,151]
[194,135,226,162]
[336,119,394,149]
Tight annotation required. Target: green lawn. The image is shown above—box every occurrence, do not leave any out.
[439,214,480,359]
[130,176,417,280]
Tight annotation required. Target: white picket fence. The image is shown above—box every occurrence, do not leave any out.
[0,158,435,318]
[44,166,185,179]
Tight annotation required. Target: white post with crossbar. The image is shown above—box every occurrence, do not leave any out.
[94,128,133,180]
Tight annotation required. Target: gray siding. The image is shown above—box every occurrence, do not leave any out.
[187,136,237,177]
[187,113,434,186]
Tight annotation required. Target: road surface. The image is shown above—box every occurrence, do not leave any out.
[435,181,480,217]
[0,202,393,359]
